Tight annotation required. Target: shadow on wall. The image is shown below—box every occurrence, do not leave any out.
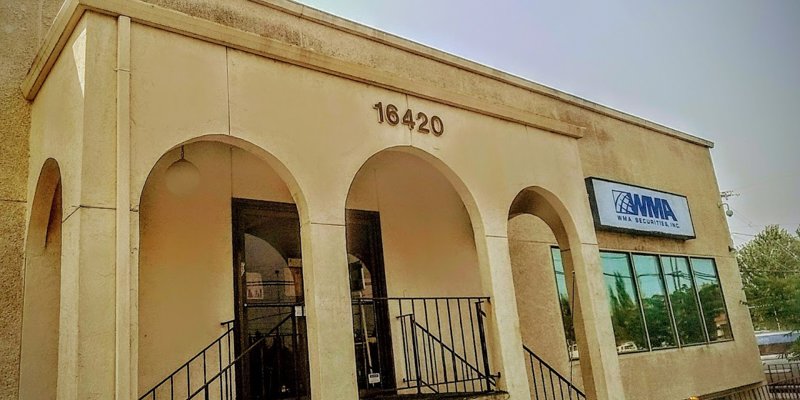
[20,158,63,400]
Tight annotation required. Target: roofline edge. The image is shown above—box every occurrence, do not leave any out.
[21,0,714,148]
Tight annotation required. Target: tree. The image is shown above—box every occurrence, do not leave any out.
[668,281,707,344]
[736,225,800,354]
[558,294,576,344]
[641,294,676,347]
[607,273,647,350]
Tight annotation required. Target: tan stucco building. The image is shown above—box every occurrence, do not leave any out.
[1,1,765,399]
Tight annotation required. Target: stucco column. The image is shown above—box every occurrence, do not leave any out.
[115,15,133,400]
[482,235,533,399]
[57,207,117,400]
[562,244,626,400]
[300,220,359,400]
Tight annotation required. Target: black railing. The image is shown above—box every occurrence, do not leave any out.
[141,297,493,399]
[767,361,800,385]
[701,376,800,399]
[188,313,296,400]
[139,321,236,400]
[238,302,309,399]
[352,296,497,396]
[523,345,585,400]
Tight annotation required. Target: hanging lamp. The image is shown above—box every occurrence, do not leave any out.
[165,145,200,195]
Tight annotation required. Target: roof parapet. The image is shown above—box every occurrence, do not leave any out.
[23,0,713,148]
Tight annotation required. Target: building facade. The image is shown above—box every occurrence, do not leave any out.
[2,0,764,399]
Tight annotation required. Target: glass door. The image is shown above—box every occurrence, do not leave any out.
[232,199,310,399]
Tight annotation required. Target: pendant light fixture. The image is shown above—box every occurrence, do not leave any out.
[165,145,200,196]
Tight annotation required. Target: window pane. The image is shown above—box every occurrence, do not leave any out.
[601,252,648,353]
[633,255,677,349]
[691,258,732,341]
[661,256,707,345]
[551,248,578,359]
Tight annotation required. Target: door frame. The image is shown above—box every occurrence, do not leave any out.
[231,198,305,399]
[346,209,397,396]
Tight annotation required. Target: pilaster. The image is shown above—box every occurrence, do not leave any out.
[561,244,626,400]
[482,235,535,399]
[300,220,359,400]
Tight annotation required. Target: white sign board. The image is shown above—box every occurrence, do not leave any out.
[586,178,695,239]
[368,373,381,384]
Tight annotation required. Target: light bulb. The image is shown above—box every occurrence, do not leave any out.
[165,157,200,196]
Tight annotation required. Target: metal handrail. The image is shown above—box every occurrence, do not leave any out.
[188,313,294,399]
[523,345,586,400]
[398,314,497,390]
[143,296,494,399]
[404,315,495,384]
[139,322,235,400]
[766,360,800,384]
[374,296,496,395]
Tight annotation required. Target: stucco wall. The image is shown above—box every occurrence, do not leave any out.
[19,178,62,400]
[138,142,294,392]
[346,151,482,298]
[26,11,121,398]
[133,0,703,147]
[127,19,594,398]
[508,117,764,399]
[347,151,484,388]
[577,115,764,399]
[508,213,586,391]
[0,1,63,397]
[138,144,485,393]
[9,1,765,398]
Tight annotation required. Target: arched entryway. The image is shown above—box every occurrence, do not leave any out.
[345,147,496,397]
[137,137,311,399]
[19,158,63,400]
[507,187,586,398]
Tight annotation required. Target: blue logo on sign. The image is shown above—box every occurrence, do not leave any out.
[613,190,677,221]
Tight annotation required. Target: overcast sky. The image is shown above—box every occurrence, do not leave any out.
[300,0,799,246]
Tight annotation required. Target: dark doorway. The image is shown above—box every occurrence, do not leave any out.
[232,199,310,399]
[346,210,396,397]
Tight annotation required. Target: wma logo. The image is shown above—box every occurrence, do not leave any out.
[613,190,677,221]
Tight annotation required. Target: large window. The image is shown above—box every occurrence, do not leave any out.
[550,249,733,356]
[600,252,648,353]
[691,258,733,341]
[662,256,707,345]
[551,248,578,359]
[633,254,677,349]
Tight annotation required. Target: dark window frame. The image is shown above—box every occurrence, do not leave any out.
[549,247,735,359]
[659,255,708,346]
[689,257,735,343]
[599,250,650,354]
[630,253,679,351]
[549,246,580,360]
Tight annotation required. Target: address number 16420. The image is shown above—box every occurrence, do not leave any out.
[372,102,444,136]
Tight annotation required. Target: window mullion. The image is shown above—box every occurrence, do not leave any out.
[688,257,711,343]
[658,255,682,348]
[630,252,653,351]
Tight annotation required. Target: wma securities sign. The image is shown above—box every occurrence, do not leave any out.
[586,178,696,239]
